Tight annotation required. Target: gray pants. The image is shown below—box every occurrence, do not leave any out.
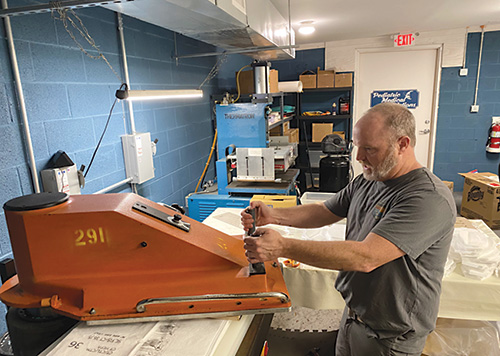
[335,308,422,356]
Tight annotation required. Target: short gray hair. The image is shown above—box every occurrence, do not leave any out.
[365,103,416,147]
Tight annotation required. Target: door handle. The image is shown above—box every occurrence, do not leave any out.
[419,129,430,135]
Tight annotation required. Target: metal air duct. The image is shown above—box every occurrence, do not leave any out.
[103,0,295,60]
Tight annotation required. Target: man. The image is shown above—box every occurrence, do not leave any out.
[241,102,456,356]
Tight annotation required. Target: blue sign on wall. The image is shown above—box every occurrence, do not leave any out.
[370,89,420,109]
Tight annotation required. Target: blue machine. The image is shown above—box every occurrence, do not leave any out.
[187,194,250,222]
[215,103,269,195]
[188,102,299,221]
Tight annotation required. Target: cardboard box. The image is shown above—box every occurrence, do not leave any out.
[236,69,279,94]
[317,69,335,88]
[269,126,281,136]
[251,195,297,208]
[285,128,299,143]
[443,180,454,192]
[299,71,317,89]
[335,72,353,87]
[312,123,333,142]
[269,121,290,136]
[459,172,500,229]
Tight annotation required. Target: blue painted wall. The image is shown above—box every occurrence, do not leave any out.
[0,5,218,333]
[217,53,252,93]
[433,31,500,190]
[272,48,325,81]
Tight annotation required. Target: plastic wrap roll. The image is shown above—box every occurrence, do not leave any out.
[278,81,303,93]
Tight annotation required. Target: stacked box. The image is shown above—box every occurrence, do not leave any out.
[459,172,500,229]
[335,73,353,87]
[299,71,316,89]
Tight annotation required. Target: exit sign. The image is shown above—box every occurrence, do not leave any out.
[394,33,416,47]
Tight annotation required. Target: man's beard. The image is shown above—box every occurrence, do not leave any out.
[361,146,398,181]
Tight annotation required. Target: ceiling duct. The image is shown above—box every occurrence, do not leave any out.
[103,0,295,60]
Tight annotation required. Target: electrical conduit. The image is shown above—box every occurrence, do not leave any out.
[1,0,41,193]
[117,13,136,135]
[117,13,138,194]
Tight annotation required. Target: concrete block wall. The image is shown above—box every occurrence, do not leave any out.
[433,31,500,190]
[0,5,218,333]
[272,48,325,81]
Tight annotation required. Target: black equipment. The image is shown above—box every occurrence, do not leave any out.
[319,134,350,192]
[321,134,348,155]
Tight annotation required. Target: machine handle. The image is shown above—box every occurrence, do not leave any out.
[136,292,290,313]
[245,208,266,275]
[246,208,257,236]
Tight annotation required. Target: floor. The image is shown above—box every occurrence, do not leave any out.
[267,307,342,356]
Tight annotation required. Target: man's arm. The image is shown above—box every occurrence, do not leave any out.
[241,201,342,230]
[244,229,405,272]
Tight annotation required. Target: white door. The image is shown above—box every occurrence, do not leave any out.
[353,47,441,177]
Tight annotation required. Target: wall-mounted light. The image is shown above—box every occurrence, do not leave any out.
[115,87,203,101]
[298,21,315,35]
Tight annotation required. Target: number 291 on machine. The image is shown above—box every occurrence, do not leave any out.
[74,227,107,247]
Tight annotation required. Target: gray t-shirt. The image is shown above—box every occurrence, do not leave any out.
[324,167,456,353]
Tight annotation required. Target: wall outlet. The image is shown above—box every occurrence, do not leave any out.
[459,68,468,76]
[493,117,500,125]
[470,105,480,113]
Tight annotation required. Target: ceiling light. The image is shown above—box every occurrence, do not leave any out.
[298,21,315,35]
[115,89,203,101]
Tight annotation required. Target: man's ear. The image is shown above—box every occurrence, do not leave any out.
[397,136,411,153]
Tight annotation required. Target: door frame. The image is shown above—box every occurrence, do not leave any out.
[353,44,443,171]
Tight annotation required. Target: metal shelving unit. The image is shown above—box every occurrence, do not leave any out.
[268,92,297,135]
[293,87,354,192]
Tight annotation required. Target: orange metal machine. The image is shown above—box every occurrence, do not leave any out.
[0,192,291,324]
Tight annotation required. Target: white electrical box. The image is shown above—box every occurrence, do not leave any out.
[41,165,81,195]
[121,133,155,184]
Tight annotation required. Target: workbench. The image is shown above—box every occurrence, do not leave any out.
[41,312,273,356]
[204,208,500,321]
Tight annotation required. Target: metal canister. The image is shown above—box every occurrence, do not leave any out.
[252,61,271,94]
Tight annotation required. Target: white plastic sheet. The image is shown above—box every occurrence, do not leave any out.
[451,227,500,280]
[423,318,500,356]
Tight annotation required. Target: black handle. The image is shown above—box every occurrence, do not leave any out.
[246,208,256,236]
[245,208,266,275]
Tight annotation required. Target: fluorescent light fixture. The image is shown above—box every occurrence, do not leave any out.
[298,21,315,35]
[115,89,203,101]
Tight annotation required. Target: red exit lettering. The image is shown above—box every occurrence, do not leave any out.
[394,33,415,47]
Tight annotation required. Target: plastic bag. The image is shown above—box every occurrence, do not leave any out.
[451,227,500,280]
[443,257,456,277]
[423,318,500,356]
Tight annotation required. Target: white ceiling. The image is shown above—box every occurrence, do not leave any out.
[269,0,500,45]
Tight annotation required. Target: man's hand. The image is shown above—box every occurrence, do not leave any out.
[243,228,285,263]
[240,201,276,233]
